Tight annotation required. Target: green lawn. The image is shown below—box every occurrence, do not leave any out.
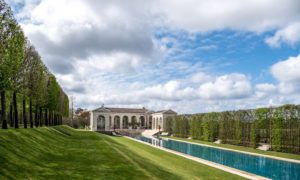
[166,136,300,161]
[0,126,244,179]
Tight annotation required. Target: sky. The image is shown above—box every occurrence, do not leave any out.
[6,0,300,113]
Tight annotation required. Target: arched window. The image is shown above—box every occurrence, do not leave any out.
[114,116,120,129]
[140,116,145,127]
[97,115,105,130]
[122,116,129,129]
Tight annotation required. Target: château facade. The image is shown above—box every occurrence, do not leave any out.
[90,105,177,131]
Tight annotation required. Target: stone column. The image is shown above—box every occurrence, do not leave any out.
[93,113,98,131]
[161,117,164,131]
[90,112,94,131]
[111,115,115,130]
[152,117,155,129]
[136,116,140,129]
[120,115,123,129]
[105,114,109,131]
[128,115,132,130]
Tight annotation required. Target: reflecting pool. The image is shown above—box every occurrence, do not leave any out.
[134,136,300,180]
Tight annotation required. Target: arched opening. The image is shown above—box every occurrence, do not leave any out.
[131,116,137,129]
[149,116,152,129]
[140,116,145,128]
[156,118,159,129]
[114,116,120,129]
[122,116,129,129]
[97,115,105,130]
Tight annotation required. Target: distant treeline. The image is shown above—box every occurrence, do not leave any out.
[0,0,69,129]
[166,104,300,154]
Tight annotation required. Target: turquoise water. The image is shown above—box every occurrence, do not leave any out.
[135,136,300,180]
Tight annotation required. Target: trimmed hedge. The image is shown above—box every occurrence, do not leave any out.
[166,104,300,154]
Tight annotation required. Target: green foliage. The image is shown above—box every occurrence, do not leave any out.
[172,116,189,138]
[0,1,16,89]
[271,108,284,151]
[166,105,300,154]
[202,113,218,142]
[190,115,203,140]
[234,118,242,145]
[47,75,60,110]
[0,0,69,129]
[165,116,173,134]
[250,122,259,148]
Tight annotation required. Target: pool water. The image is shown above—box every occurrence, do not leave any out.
[135,136,300,180]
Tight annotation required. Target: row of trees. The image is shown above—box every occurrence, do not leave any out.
[0,0,69,129]
[165,105,300,154]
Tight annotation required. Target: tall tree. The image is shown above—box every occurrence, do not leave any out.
[0,1,25,129]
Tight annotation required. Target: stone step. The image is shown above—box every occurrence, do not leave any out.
[142,129,159,137]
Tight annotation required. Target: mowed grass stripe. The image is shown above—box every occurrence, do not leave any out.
[109,136,244,180]
[0,126,244,179]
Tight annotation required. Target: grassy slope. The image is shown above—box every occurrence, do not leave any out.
[0,126,244,180]
[167,136,300,161]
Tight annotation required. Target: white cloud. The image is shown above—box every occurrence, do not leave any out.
[190,72,213,84]
[139,80,197,101]
[271,54,300,94]
[271,54,300,82]
[157,0,300,32]
[16,0,160,74]
[255,83,277,93]
[265,23,300,47]
[255,83,277,99]
[6,0,300,113]
[198,73,252,99]
[75,52,145,74]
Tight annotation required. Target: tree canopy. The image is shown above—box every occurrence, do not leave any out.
[0,0,69,129]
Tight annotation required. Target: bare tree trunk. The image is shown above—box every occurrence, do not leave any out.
[29,99,33,128]
[52,111,54,126]
[39,107,42,126]
[45,109,48,126]
[56,114,58,125]
[1,91,7,129]
[48,110,52,126]
[9,103,13,127]
[13,92,19,128]
[51,111,54,126]
[35,104,38,127]
[54,113,56,125]
[23,96,27,128]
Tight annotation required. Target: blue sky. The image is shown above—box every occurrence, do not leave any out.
[6,0,300,113]
[161,30,300,83]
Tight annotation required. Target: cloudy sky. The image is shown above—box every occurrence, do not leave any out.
[7,0,300,113]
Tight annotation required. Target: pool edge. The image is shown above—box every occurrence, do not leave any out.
[125,136,270,180]
[163,137,300,164]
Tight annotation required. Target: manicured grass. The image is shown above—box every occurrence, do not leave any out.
[166,136,300,161]
[109,136,244,179]
[0,126,244,179]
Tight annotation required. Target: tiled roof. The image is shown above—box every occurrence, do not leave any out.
[107,107,147,113]
[153,109,177,114]
[92,106,177,114]
[93,106,147,113]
